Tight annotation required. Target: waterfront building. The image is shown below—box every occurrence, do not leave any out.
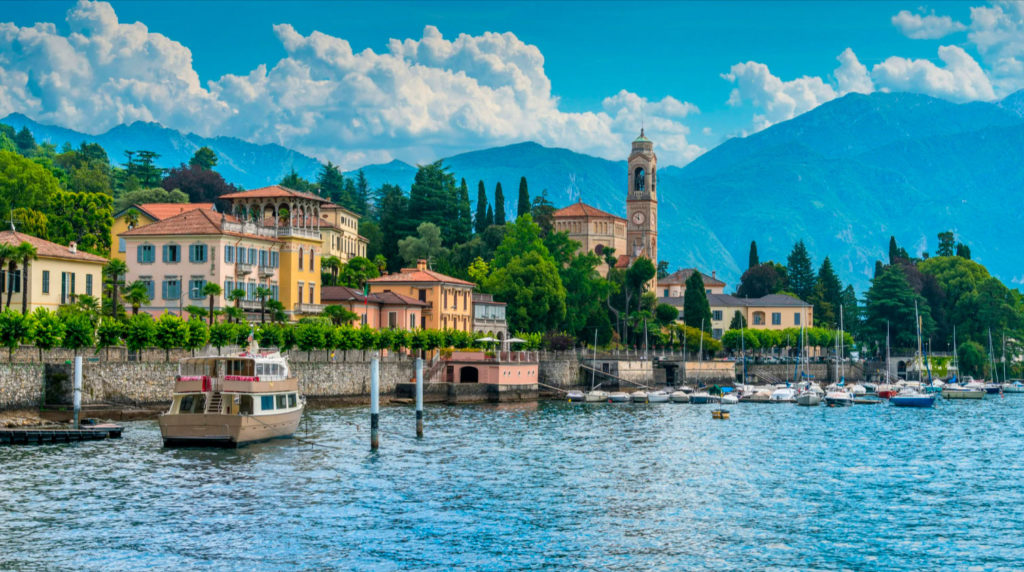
[110,203,215,261]
[319,203,368,263]
[366,259,475,331]
[658,268,726,298]
[471,293,508,339]
[660,292,814,339]
[551,129,659,287]
[320,286,427,330]
[0,230,107,312]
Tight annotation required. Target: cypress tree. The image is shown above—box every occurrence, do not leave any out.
[748,240,759,269]
[456,178,472,243]
[494,182,506,225]
[683,271,713,332]
[810,256,843,327]
[485,204,494,227]
[889,236,899,265]
[517,176,530,218]
[786,240,815,301]
[475,181,488,234]
[874,260,884,278]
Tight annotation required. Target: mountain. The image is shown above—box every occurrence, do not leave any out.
[348,91,1024,292]
[0,113,322,189]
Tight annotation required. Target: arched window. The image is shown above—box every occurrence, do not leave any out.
[298,247,304,270]
[309,248,314,270]
[634,167,646,191]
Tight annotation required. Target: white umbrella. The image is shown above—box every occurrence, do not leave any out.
[506,337,527,344]
[477,337,498,343]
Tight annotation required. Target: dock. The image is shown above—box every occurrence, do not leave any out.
[0,424,124,445]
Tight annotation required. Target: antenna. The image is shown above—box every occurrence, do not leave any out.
[8,210,15,232]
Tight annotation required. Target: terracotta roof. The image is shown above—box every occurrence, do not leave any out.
[659,293,811,308]
[118,208,269,240]
[659,268,726,287]
[219,185,329,203]
[614,254,631,269]
[117,203,215,221]
[368,267,475,287]
[321,286,427,307]
[0,231,107,264]
[552,201,625,221]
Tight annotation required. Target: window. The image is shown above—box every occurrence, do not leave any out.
[270,251,279,267]
[410,314,416,329]
[248,248,256,265]
[418,289,426,302]
[794,312,801,326]
[224,279,233,295]
[6,270,19,293]
[225,245,234,263]
[189,244,207,263]
[162,244,181,263]
[70,272,76,295]
[138,244,155,263]
[309,249,314,270]
[463,291,467,311]
[239,395,253,415]
[259,249,267,267]
[663,289,669,297]
[162,278,181,300]
[86,274,93,296]
[706,289,711,295]
[247,282,256,300]
[309,283,315,304]
[288,394,297,408]
[388,312,397,328]
[271,285,279,300]
[118,238,126,253]
[772,312,782,325]
[42,270,49,294]
[297,283,303,304]
[60,272,69,304]
[712,310,723,321]
[361,313,367,325]
[753,311,765,326]
[276,394,287,409]
[299,247,304,270]
[189,279,206,299]
[260,395,275,411]
[443,289,448,308]
[713,328,723,339]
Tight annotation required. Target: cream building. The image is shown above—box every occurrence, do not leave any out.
[660,292,814,340]
[551,202,626,275]
[658,268,726,298]
[319,203,368,262]
[0,230,107,311]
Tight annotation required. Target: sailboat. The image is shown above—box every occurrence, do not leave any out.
[983,329,1003,395]
[877,321,899,399]
[892,301,937,407]
[942,326,985,400]
[825,312,854,407]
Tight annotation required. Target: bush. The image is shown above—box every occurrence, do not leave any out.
[62,312,95,355]
[124,314,156,353]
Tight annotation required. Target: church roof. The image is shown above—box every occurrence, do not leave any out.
[552,201,626,221]
[633,128,651,143]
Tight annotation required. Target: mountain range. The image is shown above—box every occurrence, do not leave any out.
[6,89,1024,292]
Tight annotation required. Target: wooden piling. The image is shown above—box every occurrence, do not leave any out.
[370,356,380,451]
[73,356,83,429]
[415,357,424,438]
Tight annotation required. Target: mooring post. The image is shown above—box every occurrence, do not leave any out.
[415,357,424,438]
[370,356,380,451]
[73,355,83,429]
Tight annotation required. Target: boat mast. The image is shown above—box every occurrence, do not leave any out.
[988,328,997,382]
[886,321,891,384]
[591,328,598,391]
[915,300,922,382]
[952,325,958,382]
[1002,330,1007,384]
[839,303,845,383]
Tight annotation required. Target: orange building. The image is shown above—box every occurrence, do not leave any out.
[320,286,427,330]
[366,259,475,331]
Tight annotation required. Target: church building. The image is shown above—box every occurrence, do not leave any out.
[552,129,659,282]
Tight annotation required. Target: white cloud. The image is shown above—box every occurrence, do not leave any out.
[892,9,967,39]
[871,45,996,102]
[835,48,875,95]
[968,1,1024,95]
[0,1,705,168]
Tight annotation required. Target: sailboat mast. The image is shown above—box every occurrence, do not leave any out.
[886,321,891,383]
[952,325,958,382]
[839,303,845,381]
[915,300,922,382]
[988,328,996,382]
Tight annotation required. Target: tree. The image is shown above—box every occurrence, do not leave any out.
[862,265,934,351]
[657,261,670,280]
[11,208,47,238]
[958,340,988,378]
[295,321,329,360]
[398,222,449,266]
[189,147,218,170]
[128,150,164,187]
[937,231,955,257]
[737,263,783,298]
[9,241,36,312]
[889,235,899,265]
[61,312,94,356]
[474,181,489,234]
[208,322,234,355]
[124,281,151,315]
[114,188,188,212]
[104,259,128,318]
[202,282,222,326]
[809,257,842,328]
[558,249,614,344]
[95,318,123,360]
[338,256,380,288]
[30,308,64,361]
[484,215,566,332]
[153,313,189,361]
[280,168,317,193]
[14,126,35,154]
[0,150,61,226]
[956,242,971,259]
[184,318,210,355]
[46,190,113,255]
[255,286,272,324]
[748,240,759,269]
[682,270,712,332]
[318,162,349,207]
[376,184,412,272]
[517,177,530,218]
[355,170,370,214]
[455,178,472,244]
[0,308,31,360]
[494,182,506,225]
[786,241,815,301]
[655,303,680,326]
[407,162,459,247]
[162,164,238,204]
[530,189,556,235]
[729,310,747,330]
[324,305,358,326]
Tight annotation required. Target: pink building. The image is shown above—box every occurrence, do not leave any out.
[320,286,427,330]
[440,351,539,385]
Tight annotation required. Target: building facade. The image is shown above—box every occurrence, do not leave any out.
[658,268,726,298]
[0,231,107,312]
[471,293,508,339]
[321,286,426,330]
[110,203,215,261]
[551,202,626,276]
[366,259,475,331]
[660,292,814,339]
[319,203,368,263]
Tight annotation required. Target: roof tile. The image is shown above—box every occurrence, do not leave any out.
[0,231,107,264]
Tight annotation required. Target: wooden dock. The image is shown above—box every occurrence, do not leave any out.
[0,424,124,445]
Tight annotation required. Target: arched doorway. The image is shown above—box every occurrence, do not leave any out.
[897,360,907,379]
[460,366,479,383]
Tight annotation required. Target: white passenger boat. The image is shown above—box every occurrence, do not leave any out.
[159,348,304,448]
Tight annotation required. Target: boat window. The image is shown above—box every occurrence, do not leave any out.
[179,395,195,413]
[239,395,254,415]
[255,363,264,376]
[261,395,275,411]
[276,394,288,409]
[288,394,297,408]
[272,364,280,377]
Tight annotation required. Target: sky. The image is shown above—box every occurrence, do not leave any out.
[1,1,1020,169]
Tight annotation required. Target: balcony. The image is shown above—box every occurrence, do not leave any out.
[239,299,262,311]
[235,263,254,276]
[294,302,326,314]
[277,227,321,240]
[258,265,274,278]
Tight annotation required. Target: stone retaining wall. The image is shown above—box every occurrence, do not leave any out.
[0,364,45,408]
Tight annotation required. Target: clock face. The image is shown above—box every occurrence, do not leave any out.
[632,211,645,225]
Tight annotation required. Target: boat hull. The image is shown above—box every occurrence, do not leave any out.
[824,396,854,407]
[795,393,821,406]
[942,389,985,400]
[670,392,690,403]
[647,392,670,403]
[890,396,936,407]
[159,408,303,448]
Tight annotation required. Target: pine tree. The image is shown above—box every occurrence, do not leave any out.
[874,260,884,278]
[517,176,530,218]
[683,270,713,332]
[889,236,899,265]
[810,256,843,327]
[317,162,347,204]
[355,170,369,214]
[863,265,935,350]
[956,243,972,259]
[729,310,746,329]
[485,204,494,227]
[748,240,759,269]
[408,161,459,246]
[937,231,955,257]
[455,178,472,244]
[786,241,815,301]
[474,181,488,234]
[494,182,506,225]
[378,184,411,272]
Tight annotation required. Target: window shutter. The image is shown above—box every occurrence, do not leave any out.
[162,245,169,262]
[138,246,144,263]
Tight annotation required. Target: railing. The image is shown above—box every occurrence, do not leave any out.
[235,263,254,275]
[294,303,326,314]
[277,227,321,239]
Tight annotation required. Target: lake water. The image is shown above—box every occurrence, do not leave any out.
[2,398,1023,571]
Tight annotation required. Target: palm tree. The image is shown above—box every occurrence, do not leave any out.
[228,288,247,323]
[202,282,222,326]
[255,286,272,324]
[322,256,341,286]
[103,259,128,318]
[0,243,14,299]
[14,242,36,314]
[267,299,286,323]
[2,242,32,310]
[124,280,151,316]
[373,254,387,275]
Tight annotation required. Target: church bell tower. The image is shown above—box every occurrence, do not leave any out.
[626,129,658,268]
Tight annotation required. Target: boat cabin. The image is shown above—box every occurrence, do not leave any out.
[169,353,300,416]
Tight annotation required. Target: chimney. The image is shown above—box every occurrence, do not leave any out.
[69,241,77,254]
[712,270,716,280]
[417,259,427,271]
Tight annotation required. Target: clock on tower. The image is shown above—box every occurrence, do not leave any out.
[626,129,658,266]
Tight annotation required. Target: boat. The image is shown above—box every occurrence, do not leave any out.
[647,390,670,403]
[720,394,739,405]
[824,389,854,407]
[607,392,631,403]
[690,392,719,404]
[711,408,730,420]
[631,391,649,403]
[670,391,691,403]
[769,387,796,403]
[1003,381,1024,394]
[890,386,937,408]
[795,383,823,407]
[942,329,985,400]
[742,388,772,402]
[585,390,609,402]
[847,384,867,397]
[159,346,304,448]
[983,383,1003,395]
[566,390,586,402]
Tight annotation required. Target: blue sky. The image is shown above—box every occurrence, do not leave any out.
[2,1,1018,168]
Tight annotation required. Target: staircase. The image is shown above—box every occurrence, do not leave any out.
[207,392,223,414]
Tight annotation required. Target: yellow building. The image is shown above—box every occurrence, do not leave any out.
[660,292,814,339]
[110,203,215,261]
[0,230,107,312]
[319,203,368,262]
[218,186,327,317]
[366,259,475,331]
[551,201,626,275]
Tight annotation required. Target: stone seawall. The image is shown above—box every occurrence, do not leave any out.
[538,355,580,388]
